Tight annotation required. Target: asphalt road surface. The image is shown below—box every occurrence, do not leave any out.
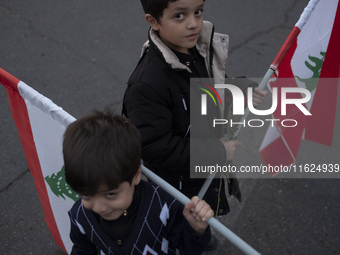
[1,1,339,254]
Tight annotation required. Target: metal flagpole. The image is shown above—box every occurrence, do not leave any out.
[197,0,320,199]
[141,165,261,255]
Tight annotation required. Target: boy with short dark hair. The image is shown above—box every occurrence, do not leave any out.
[63,111,214,255]
[123,0,267,249]
[123,0,266,210]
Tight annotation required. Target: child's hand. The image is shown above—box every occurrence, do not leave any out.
[219,138,241,161]
[183,196,214,235]
[251,87,268,108]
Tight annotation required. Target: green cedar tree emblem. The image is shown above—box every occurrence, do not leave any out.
[45,166,80,202]
[295,51,326,92]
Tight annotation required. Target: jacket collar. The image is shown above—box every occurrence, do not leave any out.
[142,21,216,73]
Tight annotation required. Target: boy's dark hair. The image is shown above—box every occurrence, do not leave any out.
[140,0,178,21]
[63,110,141,196]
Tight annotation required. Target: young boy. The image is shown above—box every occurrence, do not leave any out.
[63,111,214,255]
[122,0,267,220]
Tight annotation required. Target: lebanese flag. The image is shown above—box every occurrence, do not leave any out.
[260,0,340,167]
[0,68,76,254]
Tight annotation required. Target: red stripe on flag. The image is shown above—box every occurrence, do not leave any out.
[0,68,66,253]
[271,26,301,71]
[0,68,20,88]
[304,3,340,146]
[260,136,295,170]
[269,32,307,165]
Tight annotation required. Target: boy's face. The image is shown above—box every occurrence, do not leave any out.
[148,0,204,54]
[81,168,141,221]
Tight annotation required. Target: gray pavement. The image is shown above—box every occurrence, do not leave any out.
[1,1,339,254]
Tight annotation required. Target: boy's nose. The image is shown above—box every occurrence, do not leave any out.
[91,199,107,214]
[187,15,198,30]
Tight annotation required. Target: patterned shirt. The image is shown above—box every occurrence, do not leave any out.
[68,180,211,255]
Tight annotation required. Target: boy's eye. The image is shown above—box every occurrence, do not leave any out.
[195,9,203,16]
[106,193,116,199]
[81,195,91,200]
[174,13,184,20]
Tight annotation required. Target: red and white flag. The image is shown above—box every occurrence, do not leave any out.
[0,68,76,254]
[260,0,340,167]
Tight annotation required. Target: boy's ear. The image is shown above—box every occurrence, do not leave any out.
[145,14,160,31]
[133,166,142,185]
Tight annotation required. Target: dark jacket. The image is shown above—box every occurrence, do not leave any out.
[123,21,231,214]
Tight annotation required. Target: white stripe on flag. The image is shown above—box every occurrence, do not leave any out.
[292,0,338,82]
[18,81,76,254]
[260,0,340,167]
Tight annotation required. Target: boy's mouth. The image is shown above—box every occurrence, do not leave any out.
[100,210,115,219]
[186,33,198,39]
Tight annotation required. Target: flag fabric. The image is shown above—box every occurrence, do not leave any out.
[0,68,76,254]
[1,67,261,255]
[260,0,340,167]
